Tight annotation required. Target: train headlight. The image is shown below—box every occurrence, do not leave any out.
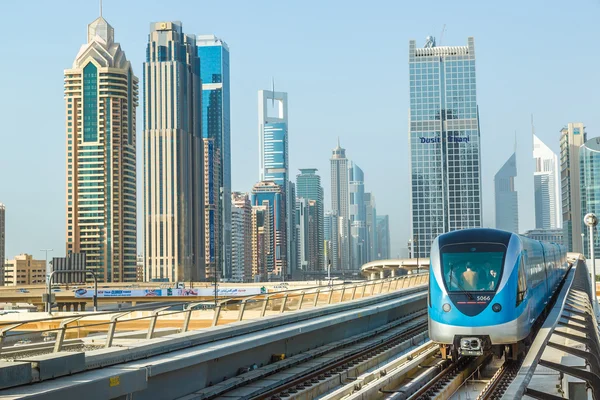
[492,303,502,312]
[442,303,451,312]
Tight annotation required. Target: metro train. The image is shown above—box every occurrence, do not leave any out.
[428,228,568,360]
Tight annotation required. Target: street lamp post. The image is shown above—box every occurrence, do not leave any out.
[581,233,585,254]
[584,213,598,314]
[40,249,53,283]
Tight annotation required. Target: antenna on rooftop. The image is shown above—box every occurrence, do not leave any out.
[271,77,275,107]
[439,24,446,46]
[100,0,103,17]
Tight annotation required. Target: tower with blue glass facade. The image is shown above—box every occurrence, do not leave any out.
[579,137,600,259]
[349,162,367,269]
[494,152,519,232]
[143,22,203,282]
[408,36,482,258]
[197,35,231,280]
[65,15,138,282]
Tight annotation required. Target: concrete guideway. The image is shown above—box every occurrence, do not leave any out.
[0,278,428,399]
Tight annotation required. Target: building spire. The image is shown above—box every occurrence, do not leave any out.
[271,77,275,107]
[100,0,102,17]
[337,136,340,148]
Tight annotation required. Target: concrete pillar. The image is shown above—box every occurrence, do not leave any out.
[370,272,377,280]
[72,303,79,312]
[391,269,396,278]
[379,270,385,279]
[58,303,65,312]
[79,302,86,311]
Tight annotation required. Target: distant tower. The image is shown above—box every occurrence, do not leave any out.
[349,161,367,269]
[560,123,587,252]
[296,168,324,271]
[579,137,600,259]
[494,152,519,232]
[0,203,4,286]
[533,133,560,229]
[364,193,377,261]
[408,37,482,258]
[144,22,203,282]
[65,13,138,282]
[231,192,252,282]
[330,140,350,270]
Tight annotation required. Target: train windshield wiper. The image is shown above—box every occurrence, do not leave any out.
[449,266,474,300]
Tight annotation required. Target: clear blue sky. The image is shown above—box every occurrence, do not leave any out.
[1,0,599,262]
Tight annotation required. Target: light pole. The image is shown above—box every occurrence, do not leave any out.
[40,249,53,283]
[584,213,598,314]
[581,233,585,254]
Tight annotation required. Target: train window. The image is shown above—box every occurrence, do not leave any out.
[440,243,506,292]
[516,257,527,306]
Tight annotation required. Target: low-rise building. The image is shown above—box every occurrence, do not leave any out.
[523,228,564,244]
[4,254,46,286]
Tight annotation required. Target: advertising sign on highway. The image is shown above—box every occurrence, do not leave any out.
[73,287,265,298]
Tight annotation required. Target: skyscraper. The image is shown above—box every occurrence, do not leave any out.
[203,139,220,279]
[409,36,482,257]
[579,137,600,259]
[144,22,203,282]
[324,211,339,272]
[197,35,231,280]
[364,193,377,261]
[494,152,519,233]
[231,192,252,282]
[287,181,297,276]
[349,161,367,269]
[65,14,138,282]
[251,205,270,281]
[561,123,587,252]
[296,168,324,271]
[376,215,391,260]
[330,140,350,270]
[533,134,560,229]
[0,203,4,286]
[251,181,286,278]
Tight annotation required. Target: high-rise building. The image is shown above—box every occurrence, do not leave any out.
[4,254,46,286]
[232,192,252,282]
[330,140,350,270]
[197,35,231,280]
[579,137,600,259]
[0,203,4,286]
[364,193,377,261]
[296,198,308,272]
[251,181,286,279]
[287,181,297,277]
[144,22,203,282]
[349,161,367,269]
[376,215,391,260]
[560,123,587,252]
[494,152,518,233]
[203,139,221,280]
[324,211,338,272]
[296,168,324,271]
[533,134,561,229]
[65,14,138,282]
[251,205,270,281]
[409,36,482,257]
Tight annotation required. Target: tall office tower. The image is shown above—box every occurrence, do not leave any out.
[494,152,519,233]
[65,14,138,282]
[258,90,290,278]
[348,162,367,269]
[560,123,587,252]
[197,35,231,279]
[251,181,286,278]
[251,205,270,281]
[144,22,203,282]
[579,137,600,259]
[533,134,560,229]
[0,203,4,285]
[376,215,391,259]
[203,139,220,279]
[287,181,297,277]
[330,140,350,270]
[364,193,377,262]
[296,168,324,271]
[296,198,308,272]
[231,192,252,282]
[408,36,482,258]
[324,211,339,271]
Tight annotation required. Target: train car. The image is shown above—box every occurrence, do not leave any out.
[428,228,568,360]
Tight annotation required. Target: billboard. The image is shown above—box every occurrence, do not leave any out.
[73,287,265,299]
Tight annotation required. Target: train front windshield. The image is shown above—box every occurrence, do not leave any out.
[440,243,506,292]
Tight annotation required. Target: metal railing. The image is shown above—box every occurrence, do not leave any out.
[0,273,429,355]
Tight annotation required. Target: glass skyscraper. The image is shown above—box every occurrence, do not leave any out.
[197,35,231,279]
[349,162,367,269]
[494,152,519,233]
[65,15,138,282]
[409,36,482,258]
[579,137,600,259]
[330,140,349,270]
[561,123,586,252]
[533,133,560,229]
[296,168,324,271]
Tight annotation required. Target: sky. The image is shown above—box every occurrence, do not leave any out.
[1,0,599,263]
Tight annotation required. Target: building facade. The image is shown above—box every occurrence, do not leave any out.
[197,35,231,280]
[523,229,564,244]
[0,203,4,286]
[203,138,221,280]
[296,168,324,271]
[349,162,367,269]
[330,140,350,270]
[251,181,286,279]
[409,36,482,258]
[560,123,586,252]
[533,134,560,229]
[4,254,45,286]
[364,193,377,262]
[232,192,252,282]
[579,137,600,259]
[51,253,87,283]
[376,215,391,260]
[144,21,203,282]
[324,211,338,272]
[494,152,519,232]
[65,15,138,282]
